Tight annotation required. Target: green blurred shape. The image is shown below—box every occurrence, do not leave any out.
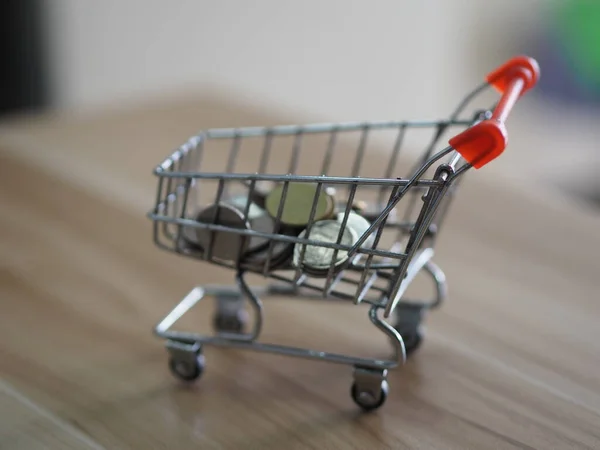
[552,0,600,85]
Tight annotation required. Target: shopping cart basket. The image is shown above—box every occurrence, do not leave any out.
[148,56,539,411]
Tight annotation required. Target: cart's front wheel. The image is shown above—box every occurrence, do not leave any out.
[213,309,248,334]
[169,353,205,382]
[351,380,388,411]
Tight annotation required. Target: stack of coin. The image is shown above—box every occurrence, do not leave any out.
[229,193,296,271]
[181,194,295,269]
[180,181,381,275]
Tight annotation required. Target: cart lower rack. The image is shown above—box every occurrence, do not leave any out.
[148,56,539,411]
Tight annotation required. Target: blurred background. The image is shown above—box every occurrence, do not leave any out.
[1,0,599,209]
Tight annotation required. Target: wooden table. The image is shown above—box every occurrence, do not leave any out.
[1,94,599,449]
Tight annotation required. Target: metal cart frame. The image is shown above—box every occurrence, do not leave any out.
[148,56,539,411]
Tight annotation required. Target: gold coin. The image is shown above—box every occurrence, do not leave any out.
[265,182,335,227]
[351,200,368,213]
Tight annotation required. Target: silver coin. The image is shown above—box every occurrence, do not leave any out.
[337,210,375,248]
[180,222,202,249]
[293,220,357,271]
[225,195,275,254]
[248,180,277,208]
[226,195,265,221]
[246,213,275,254]
[242,239,294,271]
[195,203,250,261]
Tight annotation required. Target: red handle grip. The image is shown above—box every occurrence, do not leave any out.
[449,55,540,169]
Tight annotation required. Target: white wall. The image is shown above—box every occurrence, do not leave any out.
[45,0,600,193]
[43,0,545,122]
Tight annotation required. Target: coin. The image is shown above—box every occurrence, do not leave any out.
[324,186,337,198]
[195,203,250,261]
[351,200,368,213]
[180,221,202,249]
[242,239,294,272]
[265,182,335,227]
[246,213,275,254]
[227,195,265,220]
[248,180,277,208]
[224,195,276,253]
[337,210,375,248]
[345,202,397,224]
[293,220,357,272]
[336,200,374,215]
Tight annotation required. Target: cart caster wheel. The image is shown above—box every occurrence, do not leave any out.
[213,309,247,334]
[168,353,205,382]
[398,326,424,356]
[394,303,425,357]
[351,380,388,411]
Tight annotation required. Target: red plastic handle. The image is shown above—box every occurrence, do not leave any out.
[449,55,540,169]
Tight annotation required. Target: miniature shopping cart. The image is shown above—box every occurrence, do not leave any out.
[148,56,539,411]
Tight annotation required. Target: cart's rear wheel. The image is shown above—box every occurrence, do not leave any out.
[398,326,424,356]
[351,380,388,411]
[169,353,205,382]
[394,303,425,357]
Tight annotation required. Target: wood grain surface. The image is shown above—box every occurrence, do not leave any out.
[1,95,599,449]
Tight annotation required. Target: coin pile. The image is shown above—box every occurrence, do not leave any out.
[292,209,374,277]
[181,181,376,277]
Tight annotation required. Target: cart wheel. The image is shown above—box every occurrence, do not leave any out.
[394,303,425,357]
[398,326,424,356]
[213,309,248,334]
[168,353,205,382]
[351,380,389,411]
